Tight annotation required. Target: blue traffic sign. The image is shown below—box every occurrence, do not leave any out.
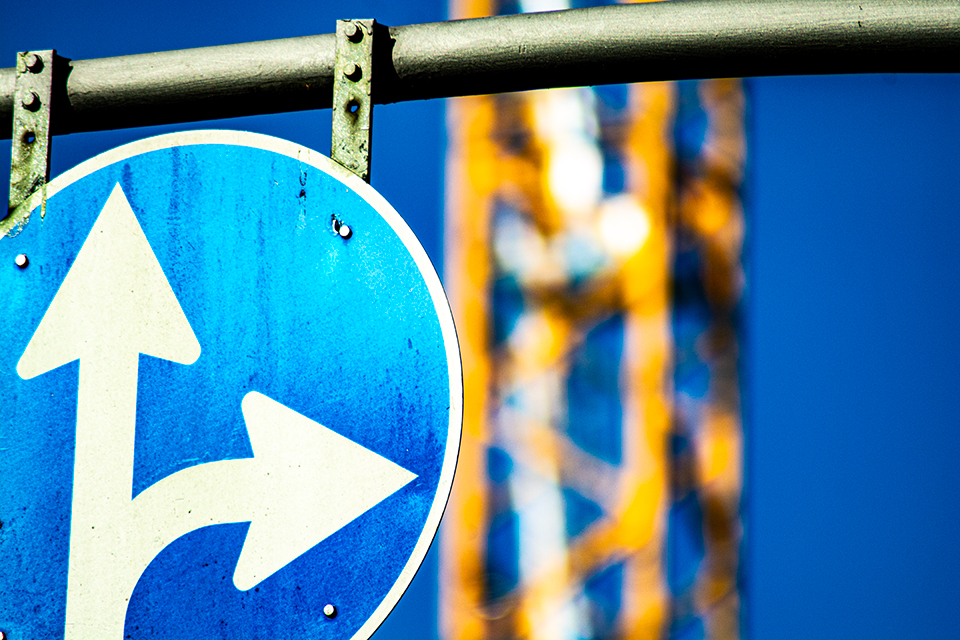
[0,131,462,640]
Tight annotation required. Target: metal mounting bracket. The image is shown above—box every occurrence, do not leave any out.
[4,50,56,235]
[332,19,375,183]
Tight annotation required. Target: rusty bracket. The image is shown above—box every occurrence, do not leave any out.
[4,50,56,236]
[332,20,375,183]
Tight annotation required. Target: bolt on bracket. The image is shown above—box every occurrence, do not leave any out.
[332,20,375,183]
[4,50,57,236]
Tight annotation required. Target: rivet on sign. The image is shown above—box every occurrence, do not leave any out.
[21,91,41,111]
[338,224,352,239]
[1,629,7,640]
[323,603,338,619]
[25,53,43,73]
[345,22,363,42]
[15,254,29,268]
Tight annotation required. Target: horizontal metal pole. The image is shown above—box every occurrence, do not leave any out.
[2,0,959,139]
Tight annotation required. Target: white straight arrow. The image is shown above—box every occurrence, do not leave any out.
[19,184,202,640]
[17,184,416,640]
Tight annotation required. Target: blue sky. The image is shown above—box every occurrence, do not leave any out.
[4,2,960,638]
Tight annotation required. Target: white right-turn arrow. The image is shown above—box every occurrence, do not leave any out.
[130,390,418,592]
[233,391,418,590]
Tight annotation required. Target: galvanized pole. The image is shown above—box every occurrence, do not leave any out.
[1,0,959,139]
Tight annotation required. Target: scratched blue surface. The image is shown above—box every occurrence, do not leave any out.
[0,138,451,639]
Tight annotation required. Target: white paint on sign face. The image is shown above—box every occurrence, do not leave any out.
[18,183,202,379]
[16,184,416,640]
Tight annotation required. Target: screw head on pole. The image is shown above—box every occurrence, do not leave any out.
[21,91,41,111]
[343,63,362,81]
[25,53,43,73]
[344,22,363,42]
